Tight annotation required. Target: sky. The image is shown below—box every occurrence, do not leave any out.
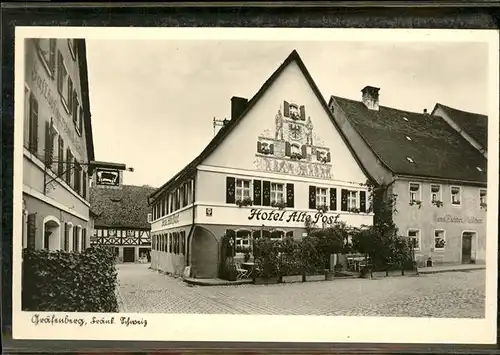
[85,39,489,188]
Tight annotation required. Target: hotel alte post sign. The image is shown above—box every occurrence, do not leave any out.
[248,208,341,225]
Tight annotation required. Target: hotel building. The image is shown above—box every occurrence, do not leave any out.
[328,88,487,266]
[149,50,375,279]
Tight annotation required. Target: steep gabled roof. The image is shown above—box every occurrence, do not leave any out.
[433,103,488,149]
[90,185,157,229]
[149,50,374,202]
[330,96,487,184]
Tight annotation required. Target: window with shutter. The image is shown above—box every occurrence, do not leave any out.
[73,227,78,252]
[78,107,84,134]
[82,170,87,198]
[285,141,291,157]
[29,94,39,154]
[44,121,53,166]
[360,191,367,212]
[341,189,348,211]
[308,185,316,209]
[226,177,236,204]
[27,214,36,250]
[286,183,294,208]
[330,188,337,211]
[269,144,274,155]
[301,144,307,158]
[64,223,70,251]
[262,180,271,206]
[257,141,262,153]
[82,228,87,251]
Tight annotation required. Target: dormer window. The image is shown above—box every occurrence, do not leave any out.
[402,116,409,121]
[406,157,414,163]
[406,136,412,141]
[476,166,483,172]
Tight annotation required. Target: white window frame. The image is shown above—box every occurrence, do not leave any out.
[235,178,252,201]
[316,187,328,207]
[235,229,252,255]
[479,189,487,206]
[270,229,285,241]
[430,184,442,203]
[347,190,359,210]
[291,143,300,155]
[433,229,446,251]
[407,229,421,251]
[409,182,421,203]
[451,185,462,206]
[270,182,285,204]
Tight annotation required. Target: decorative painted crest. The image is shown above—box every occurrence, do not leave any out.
[255,101,332,179]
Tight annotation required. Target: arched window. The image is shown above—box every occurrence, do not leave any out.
[42,216,61,251]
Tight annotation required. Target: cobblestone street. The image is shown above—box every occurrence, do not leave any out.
[117,263,485,318]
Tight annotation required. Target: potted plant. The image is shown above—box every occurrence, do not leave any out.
[432,200,444,208]
[290,152,303,161]
[236,197,253,208]
[409,200,423,209]
[348,207,360,213]
[278,237,303,283]
[317,204,328,213]
[480,202,487,211]
[271,200,287,210]
[253,237,280,285]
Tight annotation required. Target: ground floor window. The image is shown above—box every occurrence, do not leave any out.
[236,230,251,254]
[43,216,61,251]
[434,230,446,250]
[407,229,420,250]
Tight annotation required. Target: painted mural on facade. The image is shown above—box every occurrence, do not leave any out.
[254,101,332,179]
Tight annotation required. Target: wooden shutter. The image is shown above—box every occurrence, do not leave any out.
[308,185,316,209]
[341,189,348,211]
[262,180,271,206]
[300,105,306,121]
[360,191,367,212]
[285,141,291,157]
[82,228,87,251]
[65,149,71,184]
[286,183,294,208]
[253,179,262,205]
[330,188,337,211]
[226,177,235,203]
[58,137,64,175]
[316,150,321,161]
[44,121,53,166]
[82,170,87,198]
[326,152,331,163]
[49,39,56,73]
[27,213,36,250]
[269,144,274,155]
[29,94,39,154]
[301,144,307,157]
[79,107,83,133]
[283,101,290,117]
[64,223,69,251]
[73,227,78,252]
[226,229,236,257]
[257,141,262,153]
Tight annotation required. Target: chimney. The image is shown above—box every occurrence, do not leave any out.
[423,108,428,115]
[231,96,248,120]
[361,86,380,111]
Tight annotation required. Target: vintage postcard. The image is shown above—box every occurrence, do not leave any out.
[12,27,499,344]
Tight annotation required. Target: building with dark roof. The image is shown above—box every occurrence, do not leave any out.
[328,87,487,266]
[432,103,488,158]
[90,183,156,263]
[149,50,375,279]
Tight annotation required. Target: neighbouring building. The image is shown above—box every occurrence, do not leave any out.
[22,38,126,253]
[149,50,375,279]
[432,103,488,159]
[328,87,488,266]
[90,180,156,263]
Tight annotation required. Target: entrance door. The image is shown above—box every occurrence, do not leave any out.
[123,247,135,263]
[462,233,473,264]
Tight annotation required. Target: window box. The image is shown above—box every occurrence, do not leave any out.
[409,200,422,208]
[290,152,303,161]
[348,207,360,213]
[317,204,329,213]
[480,202,487,211]
[479,189,487,210]
[271,200,287,210]
[432,200,443,208]
[236,197,253,208]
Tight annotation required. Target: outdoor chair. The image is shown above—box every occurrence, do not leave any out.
[235,262,249,280]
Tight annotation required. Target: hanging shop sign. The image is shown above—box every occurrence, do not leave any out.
[95,168,120,187]
[248,208,341,225]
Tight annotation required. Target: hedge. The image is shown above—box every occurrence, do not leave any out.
[22,246,119,312]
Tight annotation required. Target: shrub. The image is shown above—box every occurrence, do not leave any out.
[22,246,118,312]
[277,237,302,276]
[253,237,280,278]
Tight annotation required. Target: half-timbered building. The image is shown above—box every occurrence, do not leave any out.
[90,184,156,262]
[149,50,375,279]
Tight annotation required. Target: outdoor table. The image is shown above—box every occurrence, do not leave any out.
[242,262,255,278]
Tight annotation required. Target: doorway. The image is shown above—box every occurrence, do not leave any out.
[123,247,135,263]
[462,232,476,264]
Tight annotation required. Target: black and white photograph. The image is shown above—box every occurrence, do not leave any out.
[12,27,498,344]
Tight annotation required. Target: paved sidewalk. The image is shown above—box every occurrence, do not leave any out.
[418,264,485,274]
[116,263,485,318]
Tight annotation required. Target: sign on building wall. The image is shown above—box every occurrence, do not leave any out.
[254,101,332,180]
[95,168,121,187]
